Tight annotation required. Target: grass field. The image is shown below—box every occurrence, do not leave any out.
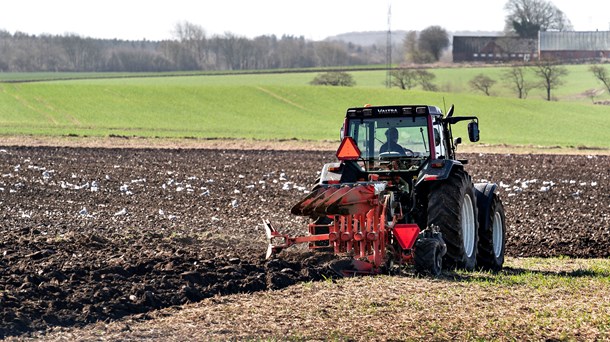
[0,64,609,148]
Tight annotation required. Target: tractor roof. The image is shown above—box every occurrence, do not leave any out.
[346,105,443,118]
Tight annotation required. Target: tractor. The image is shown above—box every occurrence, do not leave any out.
[264,104,506,276]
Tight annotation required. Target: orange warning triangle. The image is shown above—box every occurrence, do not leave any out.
[336,136,361,160]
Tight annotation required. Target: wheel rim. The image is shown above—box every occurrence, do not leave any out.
[492,211,503,258]
[461,194,476,258]
[435,247,442,272]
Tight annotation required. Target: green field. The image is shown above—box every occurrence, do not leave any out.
[0,65,609,148]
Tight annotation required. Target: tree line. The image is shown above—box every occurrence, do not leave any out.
[0,24,387,73]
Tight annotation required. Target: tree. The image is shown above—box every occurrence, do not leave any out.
[172,21,208,69]
[402,31,417,62]
[582,89,604,103]
[315,41,350,67]
[415,69,438,91]
[590,65,610,93]
[390,68,418,90]
[503,64,534,99]
[504,0,573,38]
[310,72,355,86]
[417,26,450,61]
[531,58,568,101]
[469,74,497,96]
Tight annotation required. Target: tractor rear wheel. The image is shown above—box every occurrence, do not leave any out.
[427,169,478,271]
[477,194,506,271]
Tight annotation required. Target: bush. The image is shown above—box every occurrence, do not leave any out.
[310,72,355,86]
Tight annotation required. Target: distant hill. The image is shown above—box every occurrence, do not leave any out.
[324,30,503,46]
[325,31,408,46]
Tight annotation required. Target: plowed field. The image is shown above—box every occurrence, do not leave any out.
[1,146,608,338]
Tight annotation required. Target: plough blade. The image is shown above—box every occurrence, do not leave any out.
[329,259,376,277]
[263,218,331,259]
[325,184,378,215]
[313,186,353,215]
[290,185,339,216]
[263,219,290,259]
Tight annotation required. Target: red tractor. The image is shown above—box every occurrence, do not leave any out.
[265,104,505,276]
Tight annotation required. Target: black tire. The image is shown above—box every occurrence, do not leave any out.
[427,169,478,271]
[414,238,443,276]
[477,194,506,272]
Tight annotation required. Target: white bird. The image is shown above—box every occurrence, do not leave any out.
[231,199,239,208]
[114,208,127,216]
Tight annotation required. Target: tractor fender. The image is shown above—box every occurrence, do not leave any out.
[473,182,498,229]
[415,159,463,187]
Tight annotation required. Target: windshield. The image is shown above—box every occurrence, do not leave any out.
[346,116,430,160]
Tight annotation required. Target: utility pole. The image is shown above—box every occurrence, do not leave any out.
[386,4,392,88]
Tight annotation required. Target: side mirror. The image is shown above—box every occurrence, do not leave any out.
[340,124,345,140]
[468,121,480,142]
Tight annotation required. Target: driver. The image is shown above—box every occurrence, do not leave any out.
[380,127,407,155]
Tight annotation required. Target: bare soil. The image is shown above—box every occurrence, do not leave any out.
[0,145,608,338]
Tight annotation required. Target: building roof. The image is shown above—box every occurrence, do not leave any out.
[453,36,537,54]
[539,31,610,51]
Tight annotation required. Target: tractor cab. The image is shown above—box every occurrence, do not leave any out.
[337,105,479,173]
[341,105,447,170]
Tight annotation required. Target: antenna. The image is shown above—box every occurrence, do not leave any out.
[386,3,392,88]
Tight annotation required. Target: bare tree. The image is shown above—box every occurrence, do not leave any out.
[402,31,419,63]
[415,69,438,91]
[417,26,450,62]
[469,74,497,96]
[173,21,208,69]
[503,64,534,99]
[315,41,350,67]
[390,68,418,90]
[531,58,569,101]
[582,89,604,103]
[504,0,573,38]
[590,65,610,93]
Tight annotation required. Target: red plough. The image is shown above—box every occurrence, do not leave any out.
[264,182,421,275]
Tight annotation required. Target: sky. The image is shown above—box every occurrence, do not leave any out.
[1,0,609,41]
